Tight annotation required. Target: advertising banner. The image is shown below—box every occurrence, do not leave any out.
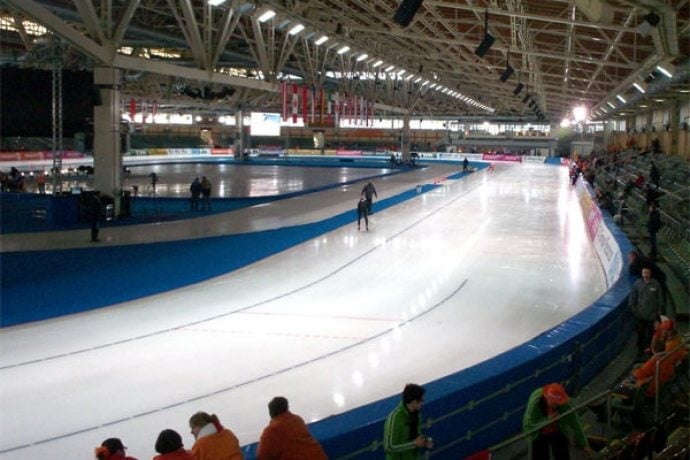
[336,149,363,156]
[482,153,522,162]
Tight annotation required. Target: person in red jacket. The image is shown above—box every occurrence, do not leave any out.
[94,437,138,460]
[153,429,194,460]
[189,412,243,460]
[256,396,327,460]
[630,339,675,397]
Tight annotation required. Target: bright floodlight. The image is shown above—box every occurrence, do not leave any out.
[656,61,674,78]
[257,10,276,22]
[372,60,383,68]
[314,35,329,45]
[632,81,647,93]
[356,53,368,62]
[616,94,627,104]
[208,0,226,5]
[572,105,587,122]
[337,45,350,54]
[288,24,305,35]
[560,118,571,128]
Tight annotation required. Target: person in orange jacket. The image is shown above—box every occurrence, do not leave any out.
[256,396,327,460]
[631,339,675,397]
[189,412,243,460]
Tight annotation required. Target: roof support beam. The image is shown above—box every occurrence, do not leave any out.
[5,0,109,62]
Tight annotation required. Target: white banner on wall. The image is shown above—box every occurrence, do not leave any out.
[575,177,622,287]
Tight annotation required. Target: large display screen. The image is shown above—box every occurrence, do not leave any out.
[250,112,281,136]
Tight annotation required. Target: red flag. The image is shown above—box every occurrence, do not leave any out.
[302,85,308,123]
[129,98,136,120]
[292,84,298,123]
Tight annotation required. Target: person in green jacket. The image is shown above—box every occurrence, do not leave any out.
[383,383,433,460]
[522,383,593,459]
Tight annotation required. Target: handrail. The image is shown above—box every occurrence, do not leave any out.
[486,336,688,459]
[653,336,688,422]
[487,389,612,459]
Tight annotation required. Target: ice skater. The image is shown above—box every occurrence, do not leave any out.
[361,180,377,215]
[357,197,369,231]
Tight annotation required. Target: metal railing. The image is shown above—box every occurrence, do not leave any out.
[484,336,688,459]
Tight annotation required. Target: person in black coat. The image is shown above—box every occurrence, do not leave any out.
[361,180,377,215]
[89,193,103,242]
[647,202,662,259]
[357,197,368,231]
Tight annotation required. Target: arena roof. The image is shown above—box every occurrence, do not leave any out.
[1,0,688,122]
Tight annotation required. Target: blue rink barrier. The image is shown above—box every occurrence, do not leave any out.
[241,179,636,459]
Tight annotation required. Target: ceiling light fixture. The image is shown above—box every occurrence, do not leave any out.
[632,81,647,93]
[288,24,304,35]
[257,10,276,22]
[656,60,675,78]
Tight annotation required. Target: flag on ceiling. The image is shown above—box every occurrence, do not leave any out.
[292,84,298,124]
[302,85,308,123]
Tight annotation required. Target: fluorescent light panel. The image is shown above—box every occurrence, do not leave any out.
[257,10,276,22]
[632,81,646,93]
[288,24,305,35]
[656,63,674,78]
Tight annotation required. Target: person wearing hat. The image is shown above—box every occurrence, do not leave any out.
[94,437,138,460]
[522,383,592,459]
[153,429,194,460]
[255,396,327,460]
[188,411,243,460]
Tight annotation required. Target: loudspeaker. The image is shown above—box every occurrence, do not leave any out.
[393,0,425,27]
[474,33,495,57]
[512,82,524,95]
[499,65,514,82]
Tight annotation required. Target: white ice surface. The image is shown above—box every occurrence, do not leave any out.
[0,162,607,459]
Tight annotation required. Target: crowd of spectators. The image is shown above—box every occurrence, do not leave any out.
[92,398,327,460]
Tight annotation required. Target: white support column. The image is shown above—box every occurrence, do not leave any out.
[235,109,244,157]
[401,113,411,161]
[93,66,122,213]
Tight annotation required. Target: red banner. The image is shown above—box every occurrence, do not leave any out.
[291,85,298,123]
[482,153,522,162]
